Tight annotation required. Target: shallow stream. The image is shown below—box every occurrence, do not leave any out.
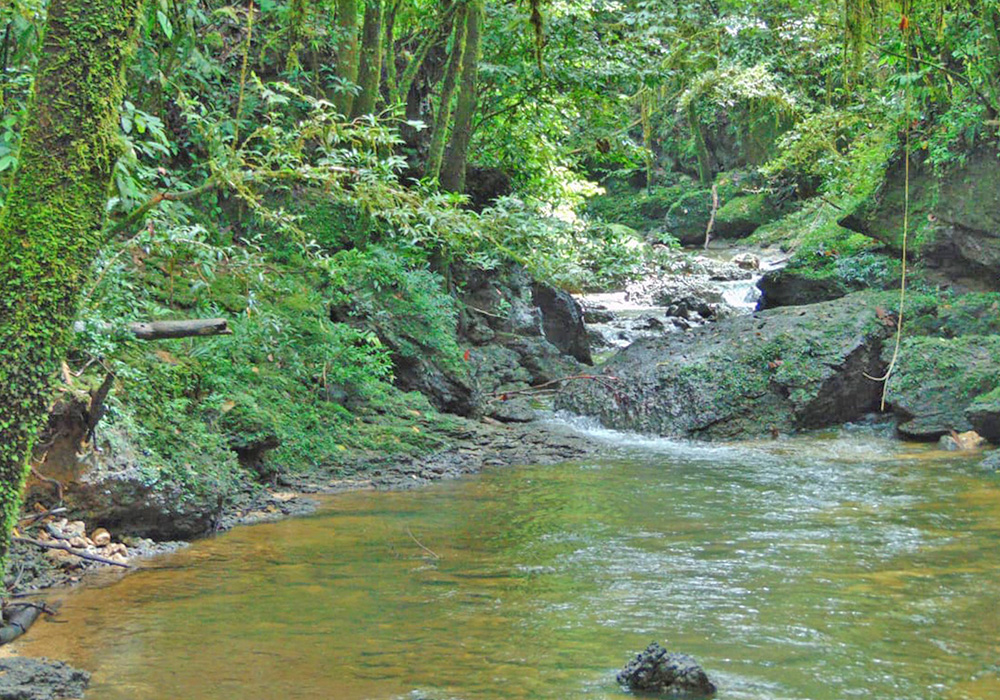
[16,421,1000,699]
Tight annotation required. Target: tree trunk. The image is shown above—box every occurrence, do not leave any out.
[425,2,467,180]
[383,0,399,99]
[333,0,360,116]
[439,0,481,193]
[0,0,142,576]
[351,0,384,118]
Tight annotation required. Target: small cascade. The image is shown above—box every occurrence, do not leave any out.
[579,250,776,353]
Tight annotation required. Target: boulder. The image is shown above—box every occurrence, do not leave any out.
[980,450,1000,471]
[713,193,779,238]
[531,283,593,364]
[393,353,477,416]
[965,388,1000,442]
[557,292,896,439]
[757,266,857,308]
[27,407,234,540]
[840,148,1000,289]
[617,642,716,697]
[884,336,1000,439]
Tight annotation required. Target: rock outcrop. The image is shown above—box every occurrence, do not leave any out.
[617,642,716,697]
[558,292,895,438]
[884,336,1000,439]
[840,148,1000,290]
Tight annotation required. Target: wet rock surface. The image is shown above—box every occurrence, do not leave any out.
[0,657,90,700]
[559,291,895,439]
[617,642,716,697]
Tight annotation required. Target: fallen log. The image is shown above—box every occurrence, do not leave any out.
[0,604,45,645]
[73,318,232,340]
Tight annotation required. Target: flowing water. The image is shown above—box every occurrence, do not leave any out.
[15,421,1000,700]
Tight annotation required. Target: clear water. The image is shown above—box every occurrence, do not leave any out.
[15,425,1000,700]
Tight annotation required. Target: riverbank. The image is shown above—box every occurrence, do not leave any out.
[8,414,603,596]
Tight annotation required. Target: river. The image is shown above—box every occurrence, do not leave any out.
[14,419,1000,700]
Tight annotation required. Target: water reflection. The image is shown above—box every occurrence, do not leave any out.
[15,431,1000,700]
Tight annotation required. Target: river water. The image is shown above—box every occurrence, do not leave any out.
[15,421,1000,700]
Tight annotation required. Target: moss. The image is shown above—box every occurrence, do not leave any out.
[714,193,779,238]
[0,0,143,573]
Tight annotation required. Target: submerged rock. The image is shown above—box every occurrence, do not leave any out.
[558,291,895,439]
[0,658,90,700]
[617,642,716,697]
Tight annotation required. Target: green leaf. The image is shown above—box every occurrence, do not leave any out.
[156,10,173,40]
[0,154,15,172]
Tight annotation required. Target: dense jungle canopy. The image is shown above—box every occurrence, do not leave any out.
[1,0,1000,582]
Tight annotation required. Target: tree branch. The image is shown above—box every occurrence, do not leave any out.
[73,318,233,340]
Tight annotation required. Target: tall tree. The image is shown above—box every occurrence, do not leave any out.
[425,1,467,180]
[351,0,384,117]
[333,0,360,116]
[0,0,143,575]
[439,0,481,193]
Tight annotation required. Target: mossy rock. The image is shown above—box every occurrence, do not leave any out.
[714,193,779,238]
[585,182,694,233]
[965,387,1000,442]
[840,148,1000,288]
[886,335,1000,439]
[758,251,899,309]
[557,291,899,439]
[905,292,1000,338]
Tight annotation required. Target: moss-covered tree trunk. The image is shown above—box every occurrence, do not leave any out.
[333,0,360,116]
[0,0,142,575]
[425,1,467,180]
[350,0,383,118]
[439,0,481,193]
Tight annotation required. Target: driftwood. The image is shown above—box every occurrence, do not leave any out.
[73,318,232,340]
[12,536,131,569]
[0,604,47,645]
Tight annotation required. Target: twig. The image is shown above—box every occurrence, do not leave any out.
[406,528,440,560]
[12,536,131,569]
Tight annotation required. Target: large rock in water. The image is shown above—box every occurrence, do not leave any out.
[883,336,1000,439]
[617,642,716,697]
[557,292,895,438]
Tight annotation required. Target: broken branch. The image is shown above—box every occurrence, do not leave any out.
[73,318,232,340]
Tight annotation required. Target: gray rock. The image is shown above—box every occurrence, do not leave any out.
[885,337,1000,439]
[980,450,1000,471]
[558,291,895,439]
[0,658,90,700]
[617,642,716,697]
[841,148,1000,289]
[531,283,593,364]
[965,389,1000,442]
